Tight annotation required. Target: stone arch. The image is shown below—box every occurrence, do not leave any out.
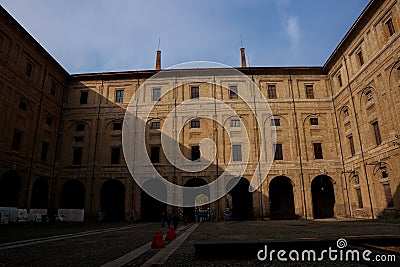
[61,180,85,209]
[30,177,49,209]
[183,178,209,221]
[359,85,377,108]
[104,118,124,132]
[17,97,34,118]
[68,120,91,132]
[226,177,253,220]
[311,175,335,219]
[141,179,167,221]
[0,170,21,207]
[100,179,126,221]
[269,176,296,220]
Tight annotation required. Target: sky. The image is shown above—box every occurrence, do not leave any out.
[0,0,370,74]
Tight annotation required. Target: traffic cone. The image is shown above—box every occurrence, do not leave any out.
[151,231,165,249]
[165,228,175,241]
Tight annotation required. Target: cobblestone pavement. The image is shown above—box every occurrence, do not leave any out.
[0,219,399,266]
[0,222,166,266]
[165,219,400,266]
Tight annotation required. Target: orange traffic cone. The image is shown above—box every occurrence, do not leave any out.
[165,228,175,241]
[151,231,165,249]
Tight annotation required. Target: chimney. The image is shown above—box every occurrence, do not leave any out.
[156,50,161,70]
[240,47,246,68]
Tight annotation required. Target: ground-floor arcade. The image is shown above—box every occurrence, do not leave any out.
[1,164,398,222]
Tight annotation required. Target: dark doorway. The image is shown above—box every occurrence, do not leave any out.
[101,180,125,221]
[184,178,209,221]
[0,170,21,207]
[226,178,253,220]
[311,175,335,219]
[269,176,295,220]
[31,177,49,208]
[141,180,167,221]
[61,180,85,209]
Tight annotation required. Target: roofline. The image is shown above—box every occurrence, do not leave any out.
[0,5,69,76]
[323,0,385,72]
[69,66,326,81]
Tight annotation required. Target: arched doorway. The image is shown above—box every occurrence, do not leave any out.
[101,180,126,221]
[0,170,21,207]
[61,180,85,209]
[226,177,253,220]
[311,175,335,219]
[269,176,295,220]
[31,177,49,208]
[184,178,209,221]
[141,179,167,221]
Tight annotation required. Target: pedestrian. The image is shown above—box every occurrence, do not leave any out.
[167,214,171,228]
[161,212,167,227]
[172,214,179,230]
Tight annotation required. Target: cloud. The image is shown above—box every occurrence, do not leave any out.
[286,16,300,47]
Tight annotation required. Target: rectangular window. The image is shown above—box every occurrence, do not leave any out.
[313,143,323,159]
[45,116,52,126]
[115,89,124,103]
[306,85,314,99]
[338,74,343,87]
[111,147,120,164]
[80,91,88,104]
[271,118,280,127]
[72,148,83,165]
[19,101,27,111]
[76,123,85,132]
[229,85,238,99]
[191,146,201,161]
[40,141,49,161]
[150,146,160,163]
[372,121,382,145]
[25,62,32,77]
[348,135,355,156]
[113,122,122,131]
[74,136,84,142]
[357,51,364,66]
[151,122,160,129]
[310,118,319,126]
[386,18,395,36]
[191,86,199,99]
[190,120,200,129]
[51,81,56,96]
[231,119,240,128]
[152,88,161,101]
[383,183,394,207]
[355,188,363,208]
[232,144,242,162]
[11,130,23,151]
[273,144,283,160]
[267,85,277,99]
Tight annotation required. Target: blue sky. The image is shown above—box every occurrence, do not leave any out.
[0,0,370,74]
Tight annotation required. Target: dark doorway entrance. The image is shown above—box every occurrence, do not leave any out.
[311,175,335,219]
[184,178,209,221]
[101,180,125,221]
[0,170,21,207]
[61,180,85,209]
[269,176,295,220]
[31,177,49,208]
[141,179,167,221]
[226,177,253,220]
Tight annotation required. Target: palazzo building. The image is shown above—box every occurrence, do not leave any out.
[0,0,399,221]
